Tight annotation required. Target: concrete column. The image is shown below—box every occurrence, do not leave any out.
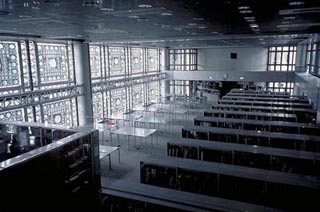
[74,42,93,126]
[163,48,170,95]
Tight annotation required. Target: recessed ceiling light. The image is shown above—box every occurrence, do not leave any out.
[138,4,152,8]
[128,15,139,19]
[284,16,296,20]
[188,23,197,26]
[161,12,172,16]
[244,16,255,20]
[239,10,252,14]
[246,19,256,22]
[249,24,259,28]
[238,6,250,10]
[289,1,304,6]
[101,7,114,11]
[198,26,207,29]
[19,15,32,18]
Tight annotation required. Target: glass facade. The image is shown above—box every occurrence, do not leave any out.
[168,49,197,96]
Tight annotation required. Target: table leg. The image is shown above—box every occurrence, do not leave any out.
[117,147,121,163]
[108,154,112,170]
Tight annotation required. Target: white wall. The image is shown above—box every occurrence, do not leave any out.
[198,46,268,72]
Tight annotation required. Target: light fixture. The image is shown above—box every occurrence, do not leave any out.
[138,4,152,8]
[238,6,250,10]
[246,19,256,22]
[128,15,139,19]
[198,26,207,29]
[284,16,296,20]
[161,12,172,16]
[244,16,255,20]
[289,1,304,6]
[188,23,197,26]
[240,76,245,80]
[249,23,259,28]
[101,7,114,11]
[239,10,252,14]
[208,76,212,79]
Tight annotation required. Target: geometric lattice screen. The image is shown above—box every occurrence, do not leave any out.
[0,41,21,88]
[37,43,72,85]
[0,109,24,121]
[147,49,159,72]
[42,99,77,126]
[131,84,144,110]
[110,88,127,116]
[92,92,104,121]
[109,47,126,78]
[147,81,159,103]
[131,48,143,75]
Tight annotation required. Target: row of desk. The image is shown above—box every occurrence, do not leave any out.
[143,89,320,211]
[218,99,313,109]
[204,109,298,122]
[136,90,320,211]
[194,116,320,135]
[222,95,310,103]
[226,91,307,99]
[167,138,320,176]
[140,156,319,210]
[229,88,291,95]
[211,104,316,122]
[97,103,190,153]
[182,125,320,152]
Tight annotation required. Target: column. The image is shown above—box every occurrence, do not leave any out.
[74,42,93,126]
[163,48,170,96]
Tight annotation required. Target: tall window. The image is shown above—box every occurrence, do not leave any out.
[168,49,197,96]
[306,42,319,76]
[169,49,197,71]
[267,46,296,95]
[268,46,296,71]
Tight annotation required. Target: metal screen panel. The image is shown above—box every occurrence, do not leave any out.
[42,99,74,126]
[147,49,159,72]
[0,41,21,88]
[131,48,143,74]
[37,43,70,84]
[109,47,125,77]
[110,88,126,116]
